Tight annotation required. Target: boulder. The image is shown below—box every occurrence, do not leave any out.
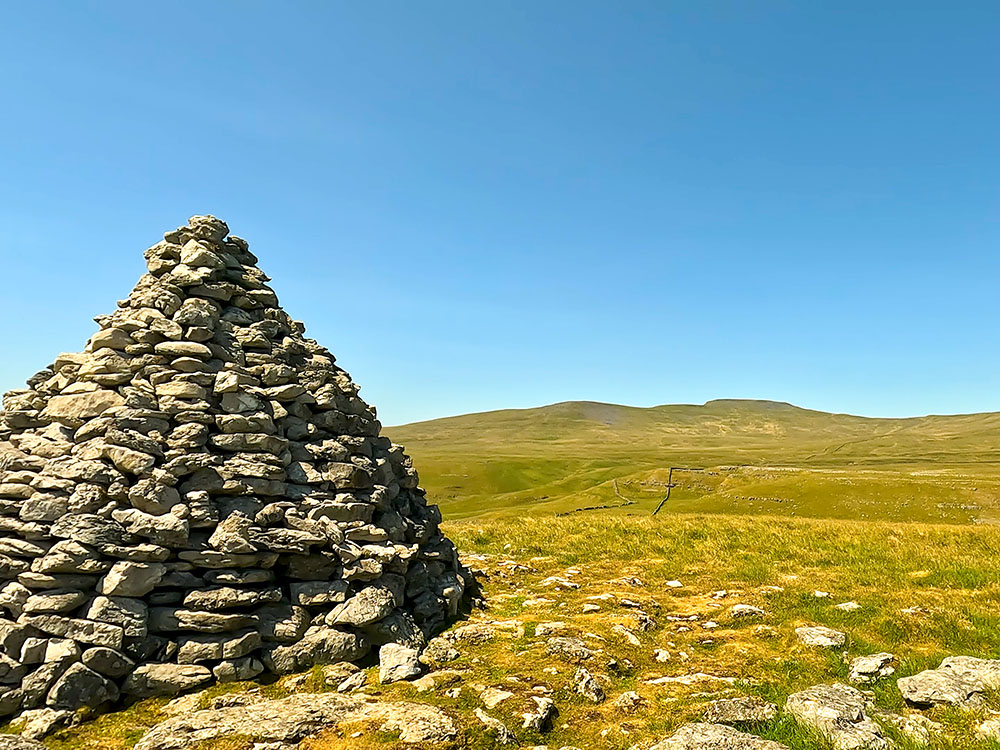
[651,723,789,750]
[785,683,890,750]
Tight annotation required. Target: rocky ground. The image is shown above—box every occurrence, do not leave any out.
[11,512,1000,749]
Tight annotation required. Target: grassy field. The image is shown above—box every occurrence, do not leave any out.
[386,399,1000,522]
[44,513,1000,749]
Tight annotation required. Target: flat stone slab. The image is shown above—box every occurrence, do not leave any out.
[785,683,890,750]
[898,656,1000,708]
[795,626,846,648]
[651,723,789,749]
[703,696,779,724]
[134,692,456,750]
[848,652,895,683]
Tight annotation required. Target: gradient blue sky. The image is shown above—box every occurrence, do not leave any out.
[2,2,1000,425]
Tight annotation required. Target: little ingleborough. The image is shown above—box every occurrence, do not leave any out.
[0,215,471,728]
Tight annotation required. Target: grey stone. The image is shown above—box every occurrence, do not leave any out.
[326,585,396,627]
[133,692,455,750]
[122,663,213,698]
[45,662,117,711]
[651,724,789,750]
[98,561,166,597]
[12,708,72,741]
[20,614,124,649]
[546,636,595,661]
[207,512,258,554]
[82,647,135,678]
[22,590,85,615]
[785,683,890,750]
[378,643,421,684]
[290,580,350,607]
[183,586,281,611]
[84,596,148,637]
[795,626,846,648]
[898,655,1000,708]
[111,509,189,547]
[849,652,895,684]
[521,696,557,732]
[474,708,517,745]
[266,627,369,674]
[212,657,263,683]
[574,667,605,703]
[41,391,124,423]
[704,696,779,724]
[50,514,130,546]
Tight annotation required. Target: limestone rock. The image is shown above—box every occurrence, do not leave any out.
[134,692,456,750]
[795,626,846,648]
[704,696,779,724]
[651,723,789,750]
[522,696,557,732]
[574,667,605,703]
[122,664,213,698]
[785,683,891,750]
[848,652,894,684]
[475,708,517,745]
[379,642,422,683]
[898,656,1000,708]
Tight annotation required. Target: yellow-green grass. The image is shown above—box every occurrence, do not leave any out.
[34,514,1000,750]
[386,400,1000,522]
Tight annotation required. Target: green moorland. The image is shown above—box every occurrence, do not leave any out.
[22,400,1000,750]
[48,515,1000,750]
[386,399,1000,523]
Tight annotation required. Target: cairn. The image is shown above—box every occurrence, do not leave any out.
[0,216,468,721]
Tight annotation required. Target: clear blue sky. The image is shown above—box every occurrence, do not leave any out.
[2,2,999,425]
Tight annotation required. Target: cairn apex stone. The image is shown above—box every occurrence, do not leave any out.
[0,215,470,723]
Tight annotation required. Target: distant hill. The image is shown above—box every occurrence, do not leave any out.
[385,400,1000,522]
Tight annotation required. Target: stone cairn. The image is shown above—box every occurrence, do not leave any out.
[0,216,468,720]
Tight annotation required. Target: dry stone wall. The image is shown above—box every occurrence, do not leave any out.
[0,215,468,718]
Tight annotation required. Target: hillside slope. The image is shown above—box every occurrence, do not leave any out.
[385,400,1000,522]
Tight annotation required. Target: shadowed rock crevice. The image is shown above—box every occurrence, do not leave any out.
[0,215,470,722]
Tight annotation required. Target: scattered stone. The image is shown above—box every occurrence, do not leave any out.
[574,668,605,703]
[534,621,566,637]
[703,696,779,724]
[835,601,861,612]
[12,708,74,741]
[785,683,890,750]
[481,687,515,709]
[613,690,643,713]
[795,626,846,648]
[337,671,367,693]
[612,623,641,645]
[848,653,894,684]
[522,696,557,732]
[730,605,766,619]
[651,723,789,750]
[475,708,517,745]
[546,637,594,662]
[898,656,1000,708]
[646,673,736,686]
[378,643,422,684]
[666,580,683,589]
[134,692,456,750]
[875,708,944,744]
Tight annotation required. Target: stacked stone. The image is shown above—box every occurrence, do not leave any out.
[0,216,468,720]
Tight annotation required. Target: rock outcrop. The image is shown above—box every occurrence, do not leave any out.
[0,215,469,721]
[133,691,456,750]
